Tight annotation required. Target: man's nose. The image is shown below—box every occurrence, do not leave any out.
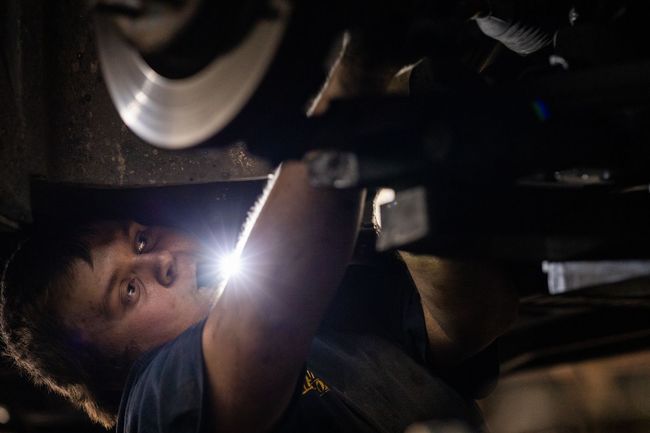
[154,250,176,287]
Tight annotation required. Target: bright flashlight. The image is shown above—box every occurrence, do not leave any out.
[218,252,242,280]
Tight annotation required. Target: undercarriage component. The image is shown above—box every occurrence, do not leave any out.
[94,0,291,149]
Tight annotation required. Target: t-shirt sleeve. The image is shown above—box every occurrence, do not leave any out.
[116,320,208,433]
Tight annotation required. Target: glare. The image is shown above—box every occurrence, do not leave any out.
[218,252,242,280]
[373,188,396,229]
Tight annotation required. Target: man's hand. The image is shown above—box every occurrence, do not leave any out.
[202,162,364,433]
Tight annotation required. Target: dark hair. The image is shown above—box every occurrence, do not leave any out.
[0,224,133,429]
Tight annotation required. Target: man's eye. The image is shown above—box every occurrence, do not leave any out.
[123,280,140,306]
[135,231,149,254]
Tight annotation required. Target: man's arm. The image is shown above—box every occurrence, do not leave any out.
[400,252,518,369]
[308,44,517,374]
[202,162,364,433]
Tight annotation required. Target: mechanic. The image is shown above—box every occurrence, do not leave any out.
[0,160,516,433]
[0,1,530,429]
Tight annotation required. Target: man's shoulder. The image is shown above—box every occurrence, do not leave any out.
[116,320,208,433]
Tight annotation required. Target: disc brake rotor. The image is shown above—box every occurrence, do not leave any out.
[94,0,291,149]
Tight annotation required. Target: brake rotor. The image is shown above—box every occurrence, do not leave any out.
[94,0,291,150]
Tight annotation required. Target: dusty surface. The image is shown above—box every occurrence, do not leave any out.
[0,0,271,228]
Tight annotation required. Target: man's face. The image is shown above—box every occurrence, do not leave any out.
[61,221,217,355]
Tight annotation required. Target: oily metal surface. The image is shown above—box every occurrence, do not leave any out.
[94,0,291,149]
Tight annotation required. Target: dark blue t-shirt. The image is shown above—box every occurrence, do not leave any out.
[116,256,495,433]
